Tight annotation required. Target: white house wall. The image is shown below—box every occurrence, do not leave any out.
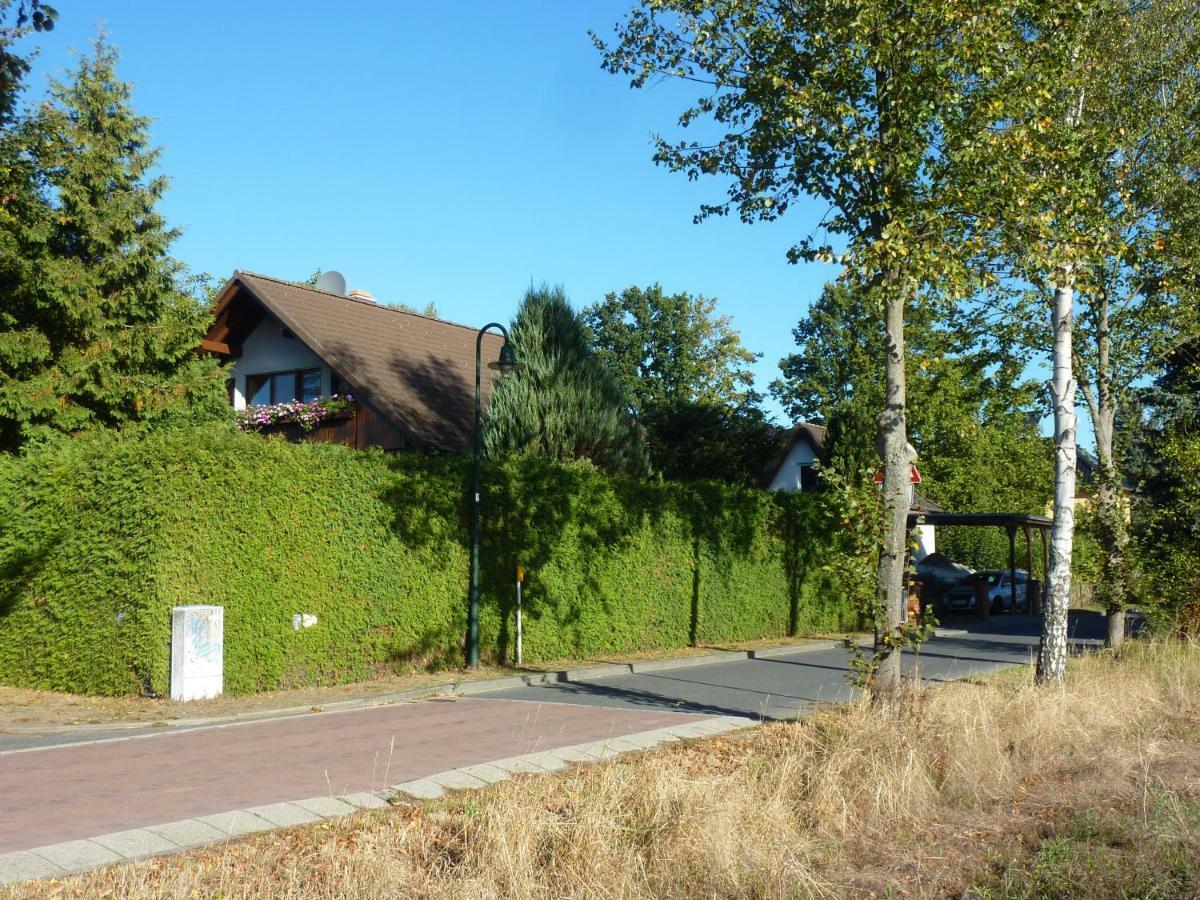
[229,315,331,410]
[768,439,819,492]
[913,523,936,562]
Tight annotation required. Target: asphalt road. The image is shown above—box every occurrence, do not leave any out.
[0,611,1108,754]
[478,629,1048,720]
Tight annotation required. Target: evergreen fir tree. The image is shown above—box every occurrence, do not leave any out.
[483,285,650,476]
[0,36,224,451]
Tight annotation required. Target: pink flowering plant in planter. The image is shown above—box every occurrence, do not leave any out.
[235,395,356,432]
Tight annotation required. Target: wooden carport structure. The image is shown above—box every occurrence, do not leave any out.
[907,512,1053,613]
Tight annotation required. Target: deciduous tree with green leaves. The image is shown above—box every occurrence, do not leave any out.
[1128,341,1200,626]
[585,284,760,411]
[596,1,1039,692]
[1069,0,1200,650]
[0,36,225,451]
[583,283,773,482]
[484,284,650,476]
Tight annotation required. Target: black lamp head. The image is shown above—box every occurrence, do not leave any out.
[488,341,523,375]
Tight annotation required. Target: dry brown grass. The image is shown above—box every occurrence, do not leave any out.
[9,641,1200,899]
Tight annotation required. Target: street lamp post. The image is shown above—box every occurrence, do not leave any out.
[468,323,522,668]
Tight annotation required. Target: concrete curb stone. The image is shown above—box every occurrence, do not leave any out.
[0,851,66,883]
[548,743,604,762]
[29,839,122,871]
[338,792,391,810]
[489,753,565,774]
[144,819,228,849]
[456,763,512,785]
[244,802,323,829]
[293,797,357,819]
[196,810,278,838]
[389,778,445,800]
[427,769,490,791]
[89,829,183,860]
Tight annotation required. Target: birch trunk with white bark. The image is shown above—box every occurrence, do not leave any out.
[1038,273,1077,686]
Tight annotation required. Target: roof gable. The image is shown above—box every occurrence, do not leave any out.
[206,271,505,453]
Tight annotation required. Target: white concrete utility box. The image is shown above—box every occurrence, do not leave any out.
[170,605,224,701]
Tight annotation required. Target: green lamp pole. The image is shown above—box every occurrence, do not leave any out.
[468,323,522,668]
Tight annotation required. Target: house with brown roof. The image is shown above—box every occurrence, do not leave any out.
[201,271,504,452]
[765,421,827,492]
[765,421,941,560]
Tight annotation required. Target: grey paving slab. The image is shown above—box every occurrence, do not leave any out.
[489,754,560,774]
[577,741,624,760]
[339,791,390,810]
[90,828,182,860]
[32,839,122,871]
[612,732,668,749]
[144,818,228,849]
[643,734,681,748]
[499,753,568,777]
[548,743,603,762]
[590,737,643,753]
[244,802,323,828]
[428,769,490,791]
[0,850,66,883]
[195,810,277,838]
[457,763,511,785]
[293,796,358,819]
[391,778,446,799]
[686,718,750,736]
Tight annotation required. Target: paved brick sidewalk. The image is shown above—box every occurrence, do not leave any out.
[0,697,703,855]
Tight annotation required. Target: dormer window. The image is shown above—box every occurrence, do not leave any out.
[799,463,818,491]
[247,368,322,406]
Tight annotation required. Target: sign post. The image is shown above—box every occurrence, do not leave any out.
[515,566,525,666]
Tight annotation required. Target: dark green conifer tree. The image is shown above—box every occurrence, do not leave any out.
[0,36,224,451]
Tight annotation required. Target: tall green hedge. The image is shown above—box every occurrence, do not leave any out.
[0,425,859,696]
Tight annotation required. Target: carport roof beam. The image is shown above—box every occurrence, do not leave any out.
[905,512,1052,529]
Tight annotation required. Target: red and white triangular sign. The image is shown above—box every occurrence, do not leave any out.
[873,465,922,485]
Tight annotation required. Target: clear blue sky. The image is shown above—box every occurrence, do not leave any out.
[20,1,842,423]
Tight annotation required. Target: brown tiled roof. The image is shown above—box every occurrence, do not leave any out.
[790,421,827,452]
[214,271,505,453]
[761,421,828,487]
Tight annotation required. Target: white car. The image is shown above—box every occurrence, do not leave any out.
[944,570,1030,613]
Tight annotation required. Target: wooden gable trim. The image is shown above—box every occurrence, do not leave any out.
[202,279,267,357]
